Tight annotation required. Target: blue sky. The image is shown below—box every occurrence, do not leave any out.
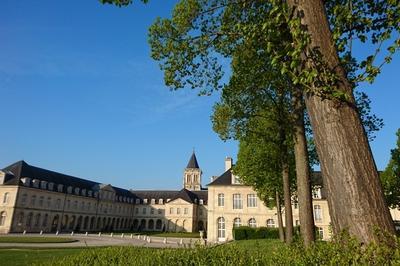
[0,1,399,190]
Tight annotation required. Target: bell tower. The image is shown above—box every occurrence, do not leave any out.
[183,151,202,191]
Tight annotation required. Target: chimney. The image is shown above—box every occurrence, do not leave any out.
[225,157,233,171]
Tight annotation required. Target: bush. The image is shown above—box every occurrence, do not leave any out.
[233,226,280,240]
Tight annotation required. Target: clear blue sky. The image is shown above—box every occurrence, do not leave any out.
[0,1,399,190]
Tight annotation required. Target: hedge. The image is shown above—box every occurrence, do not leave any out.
[233,226,280,240]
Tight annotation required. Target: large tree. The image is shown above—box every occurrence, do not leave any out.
[101,0,399,243]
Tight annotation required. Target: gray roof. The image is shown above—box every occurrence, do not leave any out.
[186,152,200,169]
[2,160,133,198]
[131,188,208,205]
[207,169,234,186]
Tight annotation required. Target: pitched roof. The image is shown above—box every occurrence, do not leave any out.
[186,152,200,169]
[207,169,234,186]
[130,188,208,205]
[2,160,133,198]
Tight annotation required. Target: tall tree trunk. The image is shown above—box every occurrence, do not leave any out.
[286,0,395,243]
[282,159,293,244]
[292,89,315,247]
[276,191,285,242]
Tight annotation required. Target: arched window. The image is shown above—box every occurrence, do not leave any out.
[0,212,6,226]
[217,217,225,240]
[17,212,24,225]
[26,212,33,227]
[248,218,257,228]
[266,219,275,228]
[3,192,9,204]
[314,205,322,221]
[233,217,241,228]
[34,213,41,227]
[42,214,48,227]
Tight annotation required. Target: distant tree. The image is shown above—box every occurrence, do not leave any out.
[381,129,400,209]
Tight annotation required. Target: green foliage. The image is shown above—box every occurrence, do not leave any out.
[41,233,400,265]
[381,129,400,208]
[233,226,280,240]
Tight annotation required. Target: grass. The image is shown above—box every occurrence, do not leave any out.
[0,236,77,243]
[0,248,86,266]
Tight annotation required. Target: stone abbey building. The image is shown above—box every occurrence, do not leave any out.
[1,153,399,242]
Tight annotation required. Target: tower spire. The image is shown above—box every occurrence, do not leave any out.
[183,150,202,190]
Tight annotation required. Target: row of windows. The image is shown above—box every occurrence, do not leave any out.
[217,193,258,209]
[20,178,134,203]
[20,194,133,215]
[136,198,205,205]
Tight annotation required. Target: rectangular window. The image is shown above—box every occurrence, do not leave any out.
[142,207,147,214]
[150,208,154,214]
[218,193,224,207]
[247,194,257,208]
[170,208,173,214]
[184,208,188,215]
[233,194,243,209]
[39,196,44,207]
[314,205,322,222]
[158,209,162,214]
[135,207,139,214]
[177,208,181,214]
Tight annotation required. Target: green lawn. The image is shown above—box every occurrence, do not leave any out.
[0,236,77,244]
[0,248,86,266]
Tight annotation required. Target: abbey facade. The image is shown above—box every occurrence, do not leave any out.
[0,153,398,242]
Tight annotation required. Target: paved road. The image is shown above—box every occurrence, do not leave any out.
[0,233,204,248]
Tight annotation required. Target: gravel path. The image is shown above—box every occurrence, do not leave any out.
[0,233,204,248]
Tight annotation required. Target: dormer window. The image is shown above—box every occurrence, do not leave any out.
[232,174,241,184]
[21,178,31,187]
[94,191,99,198]
[57,184,63,192]
[151,199,155,204]
[199,199,203,205]
[88,190,93,197]
[312,187,322,199]
[158,199,163,204]
[135,199,141,204]
[40,181,47,190]
[67,186,73,194]
[48,183,54,191]
[167,198,171,203]
[81,189,86,196]
[32,179,40,188]
[143,199,148,204]
[74,187,80,195]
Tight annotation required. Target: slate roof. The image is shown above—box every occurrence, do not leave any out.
[186,152,200,169]
[1,160,133,198]
[208,168,324,191]
[130,188,208,205]
[207,169,234,186]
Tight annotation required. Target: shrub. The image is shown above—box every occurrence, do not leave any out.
[233,226,280,240]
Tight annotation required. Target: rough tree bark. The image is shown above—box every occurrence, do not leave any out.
[286,0,395,243]
[276,191,285,242]
[279,125,294,244]
[292,89,315,246]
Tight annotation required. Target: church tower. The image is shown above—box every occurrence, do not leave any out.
[183,151,202,191]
